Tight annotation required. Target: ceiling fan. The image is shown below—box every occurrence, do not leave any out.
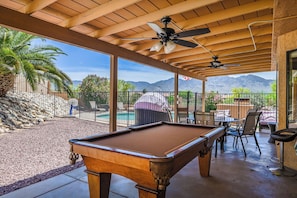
[124,16,210,54]
[207,56,240,69]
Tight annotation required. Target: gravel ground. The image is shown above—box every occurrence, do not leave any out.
[0,117,120,196]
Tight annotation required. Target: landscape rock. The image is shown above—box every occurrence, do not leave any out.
[0,91,69,132]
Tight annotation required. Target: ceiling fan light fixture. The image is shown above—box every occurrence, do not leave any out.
[150,42,163,52]
[164,40,176,54]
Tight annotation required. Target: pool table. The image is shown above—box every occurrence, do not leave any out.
[69,121,224,198]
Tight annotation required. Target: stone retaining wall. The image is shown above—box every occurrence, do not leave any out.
[0,91,69,133]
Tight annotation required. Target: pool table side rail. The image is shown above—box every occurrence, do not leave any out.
[70,140,159,159]
[69,128,132,143]
[129,121,218,131]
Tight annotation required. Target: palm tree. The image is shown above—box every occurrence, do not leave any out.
[0,27,73,97]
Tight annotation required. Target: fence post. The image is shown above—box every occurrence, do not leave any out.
[54,93,56,117]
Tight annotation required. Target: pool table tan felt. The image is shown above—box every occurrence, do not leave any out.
[69,121,224,198]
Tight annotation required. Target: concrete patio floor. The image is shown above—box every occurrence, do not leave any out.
[2,131,297,198]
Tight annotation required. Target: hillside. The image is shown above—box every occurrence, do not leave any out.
[127,75,274,93]
[73,74,275,93]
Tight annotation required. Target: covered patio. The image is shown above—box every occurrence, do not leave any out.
[0,0,275,131]
[0,0,297,197]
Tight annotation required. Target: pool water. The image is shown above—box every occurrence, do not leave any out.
[97,112,135,121]
[97,111,178,122]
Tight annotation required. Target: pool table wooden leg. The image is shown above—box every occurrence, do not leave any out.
[136,185,166,198]
[86,170,111,198]
[198,151,211,177]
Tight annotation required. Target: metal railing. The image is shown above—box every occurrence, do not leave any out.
[75,91,276,127]
[10,81,276,127]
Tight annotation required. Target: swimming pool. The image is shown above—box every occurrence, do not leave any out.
[96,111,177,122]
[97,112,135,121]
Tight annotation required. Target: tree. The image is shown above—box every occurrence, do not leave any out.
[79,75,109,107]
[79,76,136,107]
[118,79,135,104]
[231,87,251,98]
[265,81,276,107]
[205,91,222,112]
[0,27,73,97]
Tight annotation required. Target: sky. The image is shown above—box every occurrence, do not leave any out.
[37,38,276,83]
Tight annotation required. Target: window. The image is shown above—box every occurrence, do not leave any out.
[287,49,297,127]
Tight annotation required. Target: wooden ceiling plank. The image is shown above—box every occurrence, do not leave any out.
[184,59,272,72]
[116,12,272,47]
[59,0,142,28]
[166,35,272,64]
[168,42,272,65]
[179,0,273,30]
[201,64,272,73]
[18,0,58,14]
[194,64,272,75]
[0,5,207,81]
[183,54,272,69]
[202,26,272,46]
[91,0,221,37]
[132,14,273,59]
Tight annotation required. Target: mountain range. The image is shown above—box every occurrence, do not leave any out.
[73,74,275,93]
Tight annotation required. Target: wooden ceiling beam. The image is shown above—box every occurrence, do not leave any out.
[195,63,272,77]
[168,37,272,64]
[59,0,142,28]
[123,24,272,53]
[18,0,58,14]
[177,0,273,29]
[118,14,272,47]
[152,21,272,60]
[183,54,271,69]
[201,26,272,46]
[0,5,205,81]
[91,0,221,38]
[189,60,271,72]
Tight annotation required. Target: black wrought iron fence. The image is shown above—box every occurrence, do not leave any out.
[75,91,276,127]
[10,77,277,127]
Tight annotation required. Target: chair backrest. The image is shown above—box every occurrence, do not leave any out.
[194,111,215,125]
[242,111,262,135]
[89,101,96,109]
[166,108,173,122]
[177,107,188,123]
[117,102,125,110]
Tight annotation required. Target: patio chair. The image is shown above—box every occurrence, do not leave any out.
[89,101,105,112]
[117,102,125,111]
[177,107,190,123]
[193,111,220,157]
[194,111,215,125]
[89,101,97,110]
[226,111,262,157]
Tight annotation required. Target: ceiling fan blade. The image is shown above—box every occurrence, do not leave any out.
[147,22,166,36]
[175,28,210,38]
[121,37,158,41]
[223,64,241,67]
[220,66,228,70]
[172,39,198,48]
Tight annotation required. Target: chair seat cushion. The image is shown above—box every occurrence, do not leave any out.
[226,128,241,136]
